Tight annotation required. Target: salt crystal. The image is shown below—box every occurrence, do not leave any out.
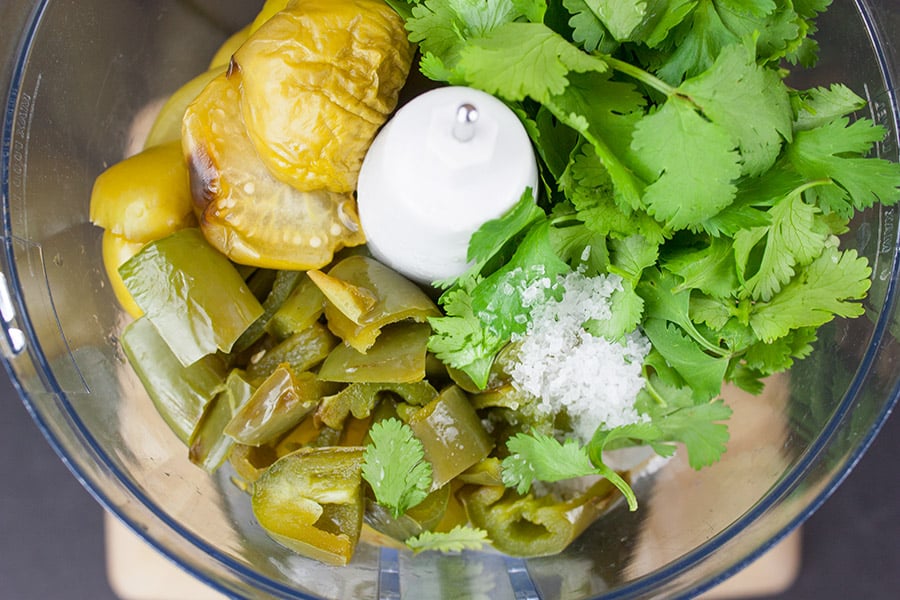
[508,271,651,443]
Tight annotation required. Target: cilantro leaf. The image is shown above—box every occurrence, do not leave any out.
[664,236,740,299]
[502,431,598,494]
[502,430,638,510]
[749,245,871,342]
[560,144,666,244]
[638,0,699,48]
[563,0,618,53]
[652,400,732,469]
[630,96,743,229]
[786,117,900,218]
[609,235,660,284]
[641,318,729,401]
[464,189,545,280]
[635,379,733,469]
[406,0,520,65]
[583,283,644,342]
[733,190,831,301]
[511,0,548,23]
[457,22,609,104]
[362,418,433,519]
[427,277,505,389]
[591,378,732,470]
[549,223,610,276]
[563,0,694,49]
[742,326,817,375]
[583,0,648,41]
[638,268,727,358]
[547,71,647,211]
[679,42,792,177]
[654,0,806,84]
[405,525,491,554]
[793,84,867,132]
[532,105,582,182]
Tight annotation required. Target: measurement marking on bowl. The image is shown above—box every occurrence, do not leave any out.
[7,74,42,243]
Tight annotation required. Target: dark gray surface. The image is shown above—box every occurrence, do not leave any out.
[0,365,898,600]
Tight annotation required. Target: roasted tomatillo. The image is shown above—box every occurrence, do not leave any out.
[233,0,413,193]
[182,73,365,270]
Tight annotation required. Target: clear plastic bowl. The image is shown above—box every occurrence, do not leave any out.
[1,1,899,598]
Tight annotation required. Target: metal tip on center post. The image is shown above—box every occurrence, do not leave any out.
[452,103,479,142]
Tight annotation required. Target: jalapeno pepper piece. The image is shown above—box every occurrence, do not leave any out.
[230,443,279,484]
[190,369,254,472]
[457,457,505,487]
[245,322,337,385]
[252,447,365,566]
[310,255,440,352]
[119,228,265,366]
[408,386,494,489]
[225,366,339,446]
[458,479,617,557]
[233,269,304,353]
[315,381,438,430]
[318,323,431,383]
[363,484,450,542]
[267,275,326,340]
[121,316,227,444]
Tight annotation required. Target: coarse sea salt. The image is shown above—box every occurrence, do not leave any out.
[508,271,651,443]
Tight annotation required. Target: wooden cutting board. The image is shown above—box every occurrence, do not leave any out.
[104,512,800,599]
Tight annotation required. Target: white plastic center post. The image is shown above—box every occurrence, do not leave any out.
[356,86,539,285]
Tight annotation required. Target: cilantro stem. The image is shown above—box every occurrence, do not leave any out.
[641,369,667,407]
[792,178,834,197]
[605,56,676,98]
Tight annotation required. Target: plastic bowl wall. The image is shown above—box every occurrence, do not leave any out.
[1,1,899,599]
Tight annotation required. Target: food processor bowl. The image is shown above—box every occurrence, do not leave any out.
[2,1,899,598]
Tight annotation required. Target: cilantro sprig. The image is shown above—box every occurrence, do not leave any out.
[361,418,433,519]
[405,525,491,554]
[390,0,900,506]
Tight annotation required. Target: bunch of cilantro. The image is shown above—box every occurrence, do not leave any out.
[382,0,900,509]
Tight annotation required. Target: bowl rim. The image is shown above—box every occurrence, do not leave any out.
[2,1,900,599]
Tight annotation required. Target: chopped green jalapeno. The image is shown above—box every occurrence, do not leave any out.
[119,228,264,366]
[121,316,227,444]
[315,381,438,430]
[245,322,337,385]
[190,369,255,472]
[318,322,431,383]
[267,275,326,340]
[408,386,493,489]
[309,255,440,352]
[457,457,505,487]
[230,442,279,484]
[225,365,340,446]
[233,269,305,353]
[363,484,450,541]
[458,479,617,557]
[252,447,365,566]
